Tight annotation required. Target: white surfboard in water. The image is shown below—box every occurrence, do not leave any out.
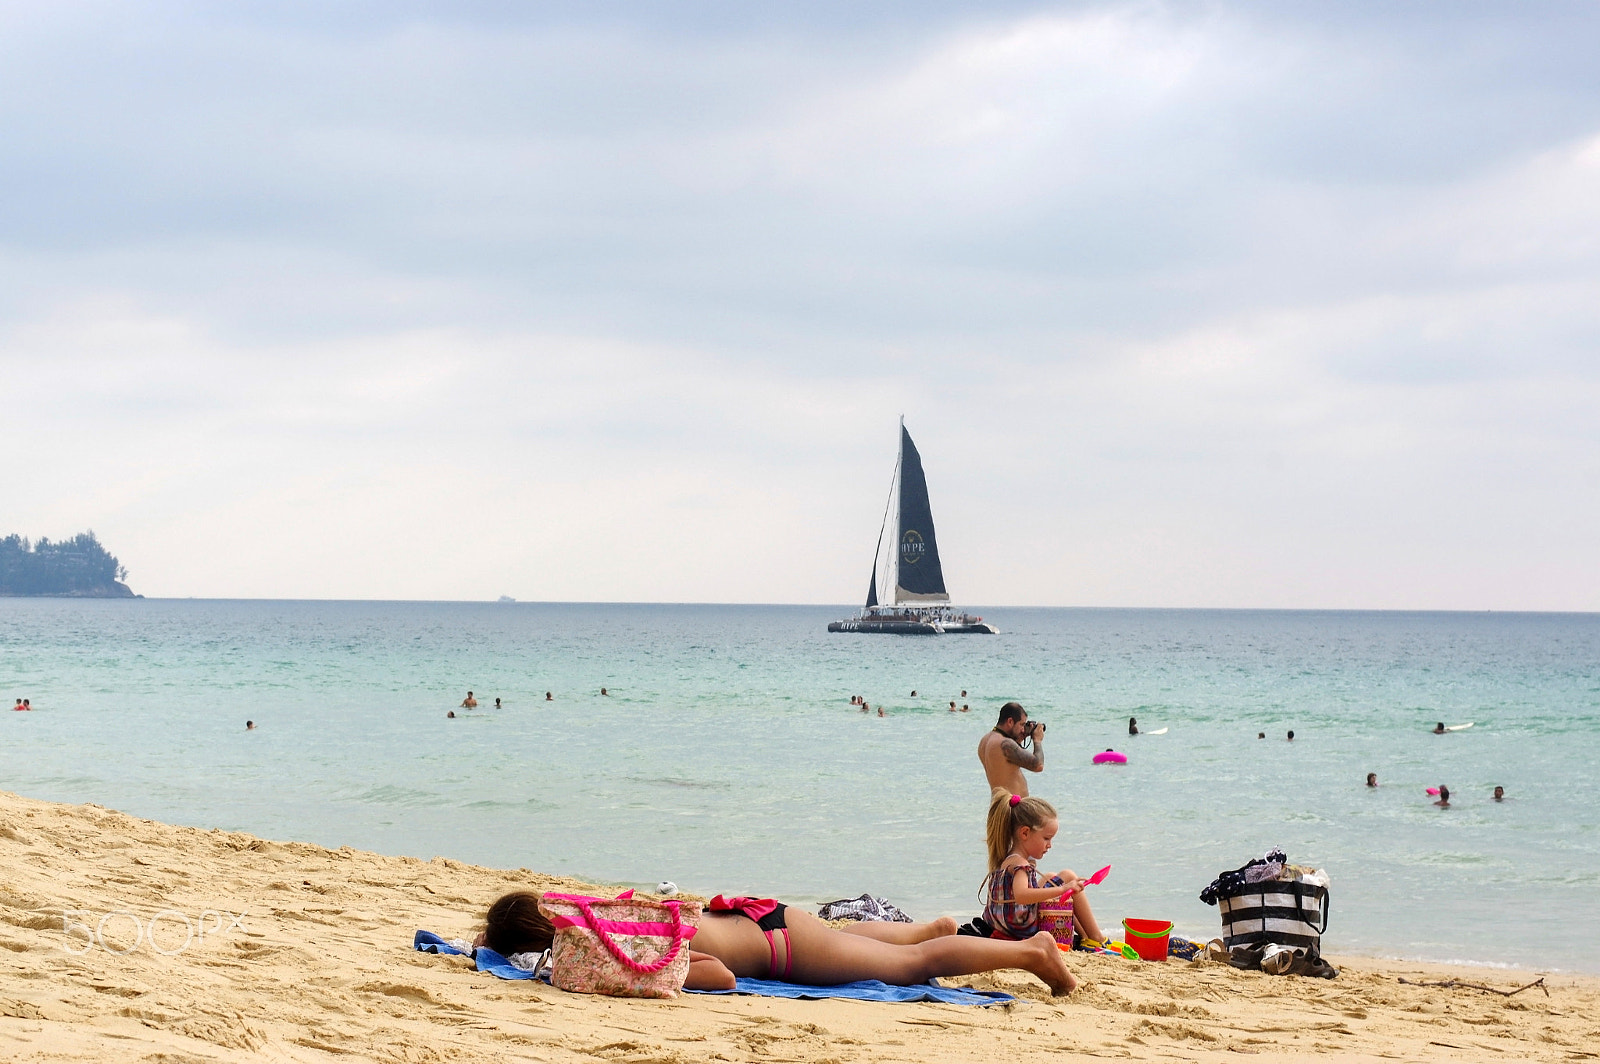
[1144,727,1168,735]
[1446,722,1474,732]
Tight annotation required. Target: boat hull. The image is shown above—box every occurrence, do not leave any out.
[827,617,998,635]
[828,618,940,635]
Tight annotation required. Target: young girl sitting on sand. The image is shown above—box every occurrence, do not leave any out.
[983,790,1106,945]
[478,888,1078,995]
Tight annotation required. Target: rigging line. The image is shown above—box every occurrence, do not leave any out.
[869,447,900,609]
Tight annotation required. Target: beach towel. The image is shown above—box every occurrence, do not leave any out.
[414,930,471,956]
[687,978,1014,1005]
[414,931,546,980]
[1166,934,1205,961]
[414,931,1014,1005]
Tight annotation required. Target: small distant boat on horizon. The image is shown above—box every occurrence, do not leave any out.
[828,421,997,636]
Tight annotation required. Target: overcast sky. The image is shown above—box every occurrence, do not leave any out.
[4,2,1598,608]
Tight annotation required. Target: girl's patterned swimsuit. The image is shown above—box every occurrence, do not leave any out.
[984,859,1065,938]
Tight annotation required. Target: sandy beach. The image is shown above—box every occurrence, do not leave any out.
[2,788,1595,1063]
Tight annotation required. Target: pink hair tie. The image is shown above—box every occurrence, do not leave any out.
[1009,794,1021,806]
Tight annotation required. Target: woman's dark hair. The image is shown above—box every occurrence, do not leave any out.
[484,891,554,955]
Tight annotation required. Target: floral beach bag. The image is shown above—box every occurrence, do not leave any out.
[538,891,701,998]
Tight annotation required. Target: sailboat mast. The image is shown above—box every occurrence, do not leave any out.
[887,446,902,607]
[865,438,899,610]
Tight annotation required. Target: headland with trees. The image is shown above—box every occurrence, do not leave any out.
[0,531,138,597]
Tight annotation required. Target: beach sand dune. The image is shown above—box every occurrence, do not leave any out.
[2,789,1596,1062]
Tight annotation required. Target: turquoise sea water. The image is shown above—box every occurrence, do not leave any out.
[3,599,1597,972]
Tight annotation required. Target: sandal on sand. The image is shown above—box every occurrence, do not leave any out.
[1260,944,1297,974]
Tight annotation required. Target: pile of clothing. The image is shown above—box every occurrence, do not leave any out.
[817,894,914,923]
[1199,847,1287,904]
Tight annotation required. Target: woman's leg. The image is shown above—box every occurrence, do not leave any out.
[781,910,1075,995]
[839,916,958,944]
[1070,890,1105,942]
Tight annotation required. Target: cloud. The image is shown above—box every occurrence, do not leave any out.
[2,2,1598,607]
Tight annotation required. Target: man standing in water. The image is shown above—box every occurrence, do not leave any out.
[978,702,1045,797]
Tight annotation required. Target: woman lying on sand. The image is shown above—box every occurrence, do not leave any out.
[479,891,1077,995]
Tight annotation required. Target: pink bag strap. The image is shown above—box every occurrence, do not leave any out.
[569,897,689,975]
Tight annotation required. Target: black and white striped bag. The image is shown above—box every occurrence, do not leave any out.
[1217,877,1329,950]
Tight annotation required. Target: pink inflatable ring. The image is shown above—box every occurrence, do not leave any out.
[1093,750,1128,765]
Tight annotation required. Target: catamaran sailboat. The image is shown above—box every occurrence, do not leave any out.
[828,421,997,635]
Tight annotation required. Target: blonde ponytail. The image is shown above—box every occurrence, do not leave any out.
[985,789,1058,871]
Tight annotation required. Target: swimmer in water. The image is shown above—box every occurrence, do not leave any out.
[950,701,957,712]
[447,711,455,718]
[961,704,969,712]
[1287,730,1294,741]
[545,691,552,701]
[859,702,869,713]
[461,691,478,708]
[961,690,967,698]
[494,697,502,709]
[1366,772,1377,788]
[22,699,31,710]
[1128,717,1139,736]
[246,720,255,730]
[877,706,886,717]
[1433,722,1446,734]
[1493,786,1505,801]
[910,690,917,697]
[1257,732,1265,739]
[600,687,609,696]
[1433,785,1451,808]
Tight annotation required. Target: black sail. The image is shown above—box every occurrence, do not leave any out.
[865,557,879,608]
[894,426,948,601]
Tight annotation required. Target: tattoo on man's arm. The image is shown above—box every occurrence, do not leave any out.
[1001,738,1043,771]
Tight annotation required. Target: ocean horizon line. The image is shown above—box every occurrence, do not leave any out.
[8,596,1598,616]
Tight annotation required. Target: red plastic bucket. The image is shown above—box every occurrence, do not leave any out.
[1122,918,1173,961]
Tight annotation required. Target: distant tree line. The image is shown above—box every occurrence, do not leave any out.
[0,531,136,596]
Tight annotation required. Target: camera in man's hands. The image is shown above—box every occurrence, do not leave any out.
[1025,720,1045,738]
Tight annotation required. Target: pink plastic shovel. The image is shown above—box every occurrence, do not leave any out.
[1083,864,1111,887]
